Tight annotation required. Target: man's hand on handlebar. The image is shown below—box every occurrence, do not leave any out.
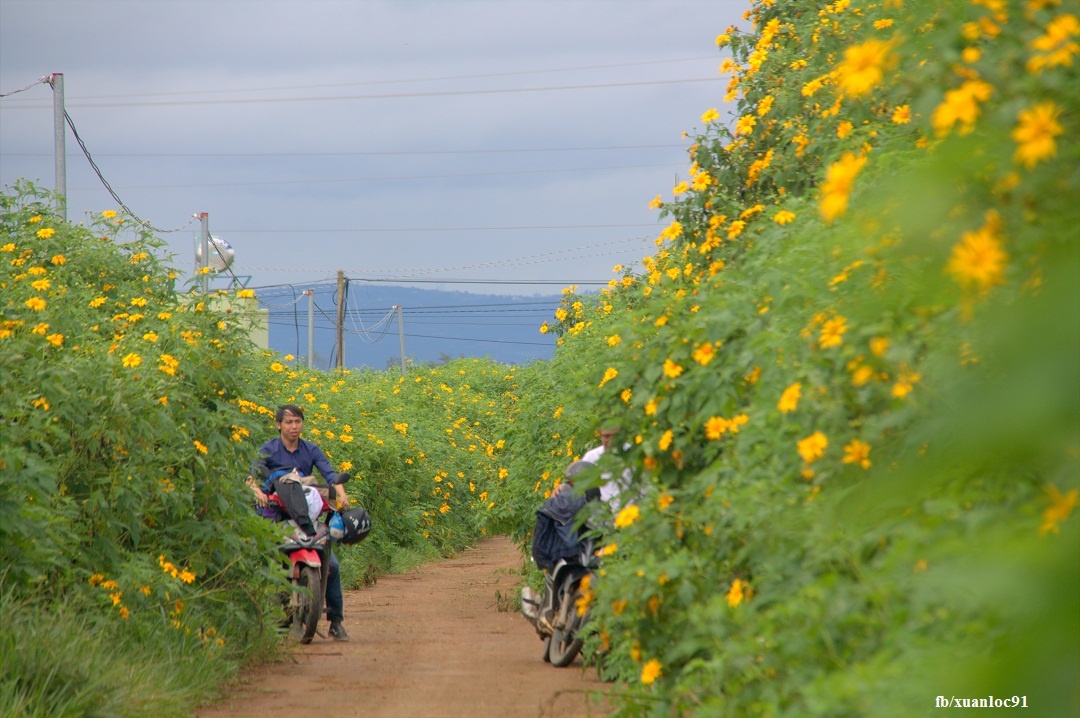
[246,474,269,508]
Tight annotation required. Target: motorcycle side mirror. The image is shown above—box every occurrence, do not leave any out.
[335,472,352,486]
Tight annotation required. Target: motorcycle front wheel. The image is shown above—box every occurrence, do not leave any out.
[291,564,323,644]
[548,588,588,667]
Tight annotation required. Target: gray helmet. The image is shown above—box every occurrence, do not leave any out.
[564,460,594,479]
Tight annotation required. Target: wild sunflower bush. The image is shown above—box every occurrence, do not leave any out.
[1,181,288,715]
[0,183,527,715]
[238,356,521,581]
[531,0,1078,715]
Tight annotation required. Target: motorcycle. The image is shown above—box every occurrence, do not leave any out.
[521,535,599,667]
[264,471,370,644]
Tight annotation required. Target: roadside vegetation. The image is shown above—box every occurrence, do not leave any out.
[2,0,1076,716]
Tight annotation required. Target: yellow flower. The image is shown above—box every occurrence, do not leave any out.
[620,388,632,403]
[158,354,179,376]
[946,210,1007,291]
[932,80,993,137]
[46,333,64,347]
[700,107,719,123]
[662,359,683,379]
[869,337,890,357]
[892,365,922,399]
[892,104,912,124]
[705,416,730,439]
[672,181,689,196]
[837,38,895,97]
[614,504,640,529]
[774,210,796,225]
[142,331,159,342]
[691,342,715,366]
[28,215,42,223]
[600,543,619,557]
[842,439,872,469]
[32,397,50,411]
[102,210,118,219]
[36,227,56,239]
[648,195,663,210]
[1012,101,1063,169]
[599,367,619,388]
[837,120,854,139]
[270,362,285,372]
[88,296,107,308]
[726,578,750,607]
[641,658,663,685]
[51,254,66,265]
[778,382,802,413]
[193,440,208,455]
[659,221,683,241]
[121,352,142,368]
[498,467,509,479]
[819,152,867,223]
[1040,483,1079,535]
[237,288,255,298]
[659,429,674,451]
[735,114,757,136]
[645,398,658,416]
[658,494,674,510]
[797,431,829,463]
[819,316,848,349]
[25,297,47,311]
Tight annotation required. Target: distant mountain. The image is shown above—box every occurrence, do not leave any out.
[258,283,562,370]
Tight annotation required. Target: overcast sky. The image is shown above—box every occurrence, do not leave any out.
[1,0,748,296]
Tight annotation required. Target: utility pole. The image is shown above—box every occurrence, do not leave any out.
[395,305,407,377]
[336,270,346,369]
[50,73,66,219]
[197,213,210,294]
[305,290,315,369]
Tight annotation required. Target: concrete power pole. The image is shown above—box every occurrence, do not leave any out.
[396,305,407,377]
[50,73,66,219]
[198,213,210,294]
[305,290,315,369]
[336,270,346,369]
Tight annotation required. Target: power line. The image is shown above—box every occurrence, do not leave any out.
[222,223,651,233]
[3,77,719,110]
[2,143,685,158]
[63,108,197,234]
[1,56,717,103]
[0,76,49,98]
[65,162,680,192]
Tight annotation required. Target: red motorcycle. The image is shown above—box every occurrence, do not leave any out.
[264,472,370,643]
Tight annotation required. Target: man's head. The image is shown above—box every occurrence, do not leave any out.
[597,426,619,450]
[275,404,304,442]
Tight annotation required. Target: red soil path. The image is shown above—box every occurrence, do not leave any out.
[197,536,611,718]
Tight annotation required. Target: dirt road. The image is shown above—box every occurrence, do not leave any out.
[198,536,611,718]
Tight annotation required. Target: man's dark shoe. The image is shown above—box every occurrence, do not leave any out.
[328,621,350,641]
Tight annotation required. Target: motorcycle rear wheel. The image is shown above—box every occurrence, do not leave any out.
[291,565,323,645]
[548,587,587,667]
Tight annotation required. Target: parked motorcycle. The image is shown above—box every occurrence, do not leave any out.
[521,535,599,667]
[264,471,371,643]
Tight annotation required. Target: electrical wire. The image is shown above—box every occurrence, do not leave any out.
[63,107,197,234]
[222,223,652,234]
[0,76,49,98]
[8,77,720,110]
[2,56,717,103]
[64,161,680,192]
[3,143,685,158]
